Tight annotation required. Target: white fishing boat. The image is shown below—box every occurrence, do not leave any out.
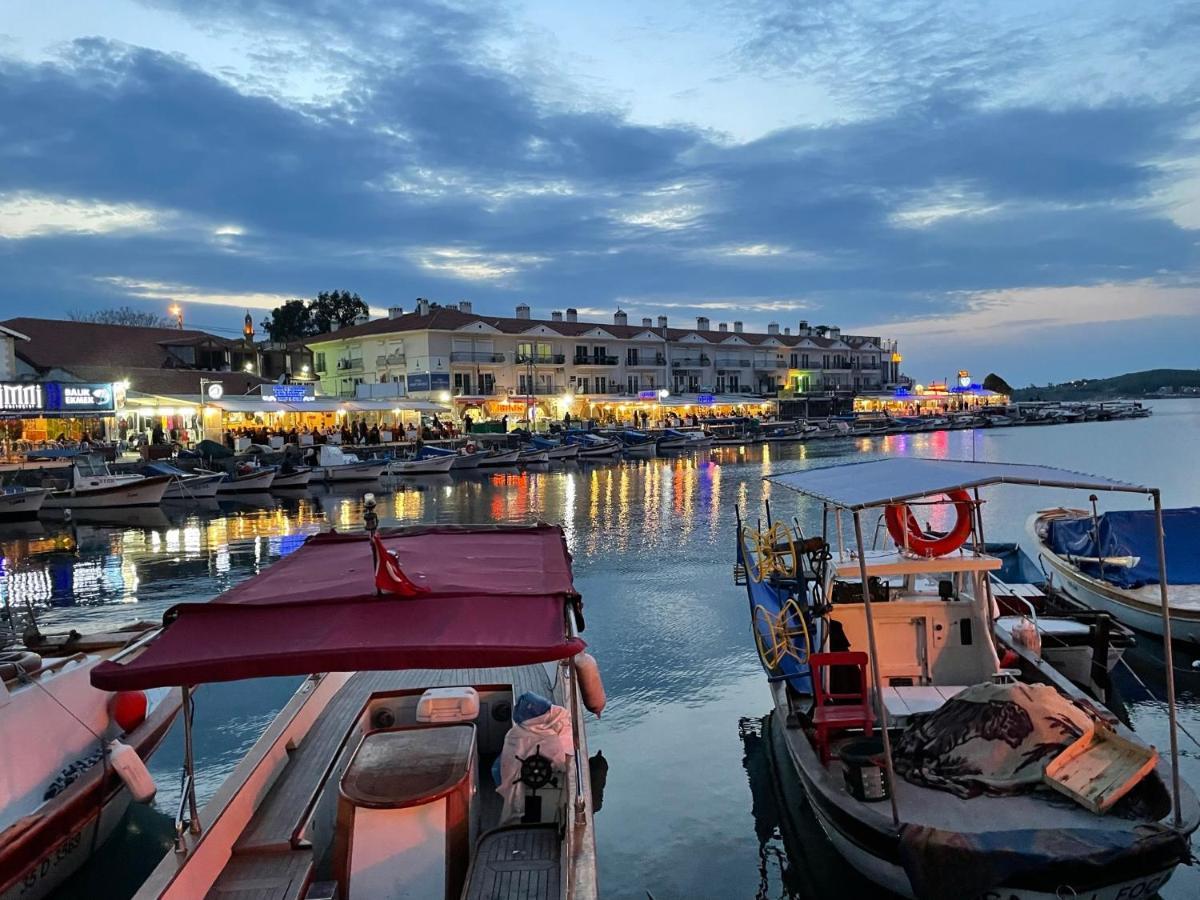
[92,517,601,900]
[40,456,170,509]
[386,452,457,475]
[1028,507,1200,643]
[736,458,1197,899]
[307,445,388,482]
[622,441,656,458]
[144,463,224,499]
[213,465,276,494]
[517,448,550,465]
[568,434,622,459]
[0,486,48,520]
[532,441,581,461]
[478,448,522,467]
[0,621,181,900]
[270,466,313,489]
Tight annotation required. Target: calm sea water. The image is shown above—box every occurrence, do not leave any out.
[7,399,1197,899]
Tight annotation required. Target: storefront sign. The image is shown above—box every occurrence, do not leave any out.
[0,383,43,412]
[697,393,715,405]
[0,381,115,416]
[638,390,659,401]
[406,373,431,392]
[429,373,450,390]
[267,384,313,403]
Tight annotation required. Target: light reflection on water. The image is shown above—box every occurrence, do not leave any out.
[8,399,1198,899]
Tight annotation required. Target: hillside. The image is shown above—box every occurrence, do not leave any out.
[1012,369,1200,401]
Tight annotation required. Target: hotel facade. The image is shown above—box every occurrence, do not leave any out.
[308,301,902,407]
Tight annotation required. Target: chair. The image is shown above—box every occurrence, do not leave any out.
[809,651,874,765]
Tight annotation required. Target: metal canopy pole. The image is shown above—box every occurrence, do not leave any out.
[1151,490,1182,828]
[852,510,901,828]
[182,684,200,833]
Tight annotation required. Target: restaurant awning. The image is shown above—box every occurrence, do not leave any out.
[91,524,585,690]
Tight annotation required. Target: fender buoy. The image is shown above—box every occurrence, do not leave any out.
[885,489,974,558]
[108,740,157,803]
[0,650,42,680]
[465,442,477,454]
[575,652,607,718]
[110,690,148,733]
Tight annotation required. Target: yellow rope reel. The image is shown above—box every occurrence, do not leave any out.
[750,522,798,582]
[753,597,812,672]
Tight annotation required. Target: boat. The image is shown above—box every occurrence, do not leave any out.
[622,441,656,458]
[144,462,225,499]
[40,456,171,509]
[306,445,388,482]
[270,465,313,489]
[655,429,692,451]
[478,448,522,467]
[407,444,488,470]
[1028,507,1200,643]
[91,516,600,900]
[0,620,181,900]
[212,465,276,494]
[529,436,581,461]
[0,485,48,520]
[517,448,550,465]
[386,452,458,475]
[566,434,622,459]
[734,458,1197,899]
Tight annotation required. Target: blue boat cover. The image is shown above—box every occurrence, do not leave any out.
[147,461,191,477]
[1047,508,1200,588]
[737,528,815,693]
[414,445,455,459]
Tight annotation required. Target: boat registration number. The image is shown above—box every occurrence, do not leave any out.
[15,831,82,896]
[981,867,1174,900]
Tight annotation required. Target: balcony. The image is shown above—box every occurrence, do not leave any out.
[336,357,364,371]
[671,355,711,368]
[451,351,507,363]
[374,352,406,367]
[715,357,751,368]
[515,353,566,365]
[572,355,619,366]
[515,384,565,395]
[626,354,666,367]
[753,357,788,370]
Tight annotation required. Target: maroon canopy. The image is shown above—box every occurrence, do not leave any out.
[92,525,586,690]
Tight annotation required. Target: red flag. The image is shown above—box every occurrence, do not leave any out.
[371,531,430,598]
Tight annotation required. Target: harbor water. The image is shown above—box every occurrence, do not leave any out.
[6,399,1198,899]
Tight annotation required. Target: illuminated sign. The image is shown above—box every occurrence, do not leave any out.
[958,370,971,388]
[638,390,658,400]
[0,383,43,412]
[406,373,431,392]
[267,384,311,403]
[206,382,225,401]
[1,382,116,415]
[697,393,716,405]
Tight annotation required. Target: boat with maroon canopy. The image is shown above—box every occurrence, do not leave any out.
[93,510,599,900]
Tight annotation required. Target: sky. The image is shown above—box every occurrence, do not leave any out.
[1,0,1198,384]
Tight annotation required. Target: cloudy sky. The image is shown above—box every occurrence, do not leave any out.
[1,0,1197,383]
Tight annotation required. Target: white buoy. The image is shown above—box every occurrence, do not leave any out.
[575,652,607,718]
[108,740,156,803]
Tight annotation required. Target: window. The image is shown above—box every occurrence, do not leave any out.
[519,374,532,394]
[577,378,590,394]
[728,374,739,392]
[595,376,607,394]
[517,341,533,361]
[453,373,473,395]
[626,348,639,365]
[789,353,798,368]
[627,374,639,393]
[480,374,494,394]
[315,351,326,373]
[592,345,606,357]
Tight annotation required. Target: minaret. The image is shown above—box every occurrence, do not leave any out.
[243,311,254,339]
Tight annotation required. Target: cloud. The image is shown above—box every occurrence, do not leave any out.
[0,193,162,239]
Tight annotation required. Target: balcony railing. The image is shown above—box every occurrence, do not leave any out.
[671,355,710,368]
[451,351,506,363]
[752,357,787,369]
[515,353,566,365]
[715,357,751,368]
[375,352,406,367]
[626,354,667,367]
[572,355,619,366]
[336,358,364,371]
[515,385,564,395]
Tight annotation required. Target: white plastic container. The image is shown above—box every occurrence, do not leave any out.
[108,740,156,803]
[415,686,479,723]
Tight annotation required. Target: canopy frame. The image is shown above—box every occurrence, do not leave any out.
[767,457,1182,831]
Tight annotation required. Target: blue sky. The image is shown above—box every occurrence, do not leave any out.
[1,0,1197,383]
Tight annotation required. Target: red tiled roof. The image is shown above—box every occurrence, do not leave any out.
[2,317,238,371]
[306,307,882,349]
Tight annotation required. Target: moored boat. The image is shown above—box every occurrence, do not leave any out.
[269,465,313,488]
[213,465,276,493]
[529,436,581,460]
[0,485,48,520]
[735,458,1197,899]
[144,462,224,499]
[91,516,600,900]
[306,445,388,482]
[40,456,170,509]
[386,451,458,475]
[517,448,550,465]
[478,447,522,467]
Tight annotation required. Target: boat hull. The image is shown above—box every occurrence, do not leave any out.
[622,443,656,458]
[0,489,47,520]
[162,474,223,500]
[387,455,457,475]
[315,462,387,482]
[42,476,171,509]
[478,450,521,467]
[215,469,276,493]
[270,468,312,489]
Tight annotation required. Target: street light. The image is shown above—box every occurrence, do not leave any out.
[169,304,183,329]
[243,362,254,373]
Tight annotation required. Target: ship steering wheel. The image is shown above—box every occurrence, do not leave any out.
[514,745,555,790]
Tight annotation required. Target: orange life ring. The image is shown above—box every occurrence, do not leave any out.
[465,442,477,454]
[885,489,974,558]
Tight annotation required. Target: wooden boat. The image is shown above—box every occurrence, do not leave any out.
[478,448,522,467]
[144,463,224,499]
[387,452,458,475]
[517,448,550,465]
[270,466,313,488]
[306,446,387,482]
[528,438,581,461]
[0,486,47,520]
[566,435,621,459]
[0,622,181,900]
[1028,507,1200,643]
[40,457,170,509]
[92,519,600,900]
[213,466,276,493]
[735,458,1198,899]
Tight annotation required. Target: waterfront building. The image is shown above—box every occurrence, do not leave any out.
[307,300,902,420]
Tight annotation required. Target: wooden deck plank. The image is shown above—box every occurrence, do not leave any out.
[206,849,313,900]
[463,826,561,900]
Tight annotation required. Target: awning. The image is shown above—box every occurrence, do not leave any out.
[766,458,1148,510]
[91,524,585,690]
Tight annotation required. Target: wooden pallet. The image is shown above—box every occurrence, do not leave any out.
[1044,722,1158,814]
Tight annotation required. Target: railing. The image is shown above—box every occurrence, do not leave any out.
[671,356,710,367]
[626,354,667,366]
[572,355,619,366]
[515,353,566,365]
[336,358,364,370]
[515,385,564,395]
[753,357,787,369]
[375,352,406,367]
[715,358,751,368]
[450,351,506,363]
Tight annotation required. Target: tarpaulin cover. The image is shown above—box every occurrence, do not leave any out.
[91,524,584,690]
[737,528,815,694]
[1047,508,1200,588]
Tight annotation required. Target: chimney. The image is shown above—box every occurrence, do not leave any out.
[696,316,710,331]
[552,310,563,322]
[416,298,431,317]
[815,324,829,336]
[516,303,530,320]
[828,326,841,339]
[718,322,728,333]
[734,321,743,333]
[767,322,779,335]
[330,321,340,332]
[642,317,652,327]
[614,309,628,326]
[388,306,404,319]
[458,300,473,313]
[784,327,791,335]
[657,315,668,328]
[353,313,370,326]
[798,319,810,336]
[565,308,578,323]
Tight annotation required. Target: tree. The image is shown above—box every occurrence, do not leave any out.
[983,373,1014,395]
[260,291,370,341]
[69,306,174,327]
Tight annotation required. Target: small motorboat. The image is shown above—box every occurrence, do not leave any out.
[622,441,656,458]
[478,448,522,467]
[40,456,171,509]
[1029,507,1200,643]
[0,485,48,520]
[213,464,276,494]
[0,620,181,900]
[144,462,225,499]
[566,434,621,459]
[386,452,457,475]
[736,458,1198,899]
[92,517,600,900]
[517,448,549,465]
[270,465,313,489]
[306,445,388,482]
[655,429,691,451]
[529,436,581,460]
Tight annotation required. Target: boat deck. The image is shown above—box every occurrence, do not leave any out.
[208,664,558,900]
[464,825,561,900]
